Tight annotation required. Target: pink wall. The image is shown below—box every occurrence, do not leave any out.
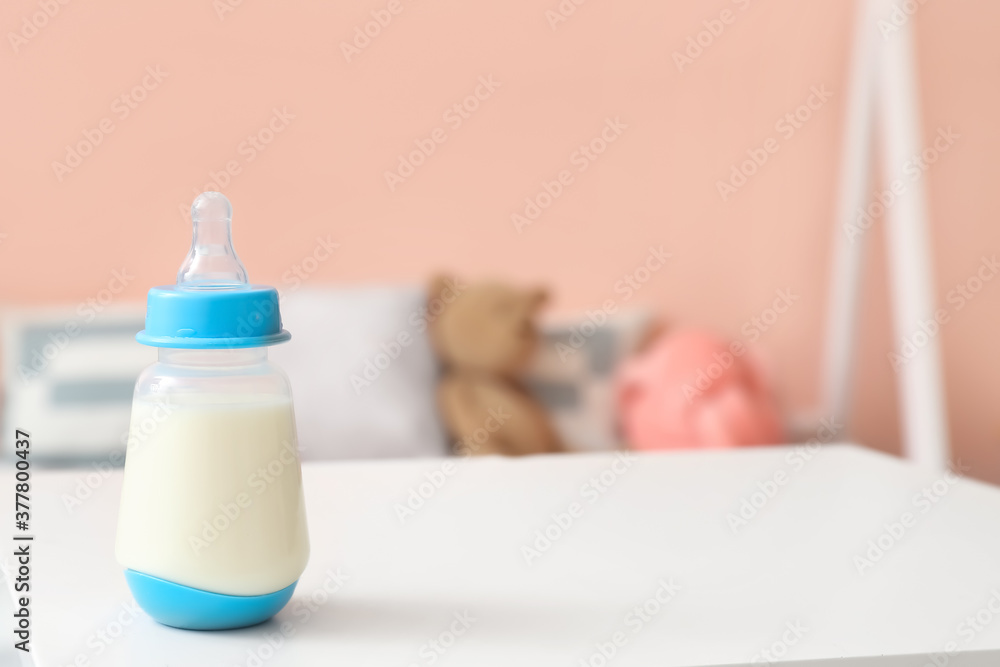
[3,1,999,479]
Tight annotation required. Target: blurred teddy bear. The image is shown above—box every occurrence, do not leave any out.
[427,276,563,456]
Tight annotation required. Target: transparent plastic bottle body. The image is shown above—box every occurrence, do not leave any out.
[115,347,310,597]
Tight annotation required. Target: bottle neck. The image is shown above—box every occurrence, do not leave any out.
[158,347,268,367]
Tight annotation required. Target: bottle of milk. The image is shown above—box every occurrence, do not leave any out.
[115,192,309,630]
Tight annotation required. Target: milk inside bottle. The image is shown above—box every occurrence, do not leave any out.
[115,192,309,630]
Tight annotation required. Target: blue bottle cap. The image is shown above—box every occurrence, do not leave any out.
[136,192,291,349]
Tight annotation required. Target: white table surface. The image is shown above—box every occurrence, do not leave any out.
[4,444,1000,667]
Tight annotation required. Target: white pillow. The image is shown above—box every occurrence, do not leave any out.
[270,287,447,460]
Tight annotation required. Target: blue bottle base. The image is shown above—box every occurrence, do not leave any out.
[124,569,297,630]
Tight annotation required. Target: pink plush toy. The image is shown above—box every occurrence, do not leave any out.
[615,330,784,450]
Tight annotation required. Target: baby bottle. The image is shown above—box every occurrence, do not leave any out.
[115,192,309,630]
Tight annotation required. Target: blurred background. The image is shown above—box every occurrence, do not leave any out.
[1,1,998,479]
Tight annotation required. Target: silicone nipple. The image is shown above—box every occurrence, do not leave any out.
[177,192,249,289]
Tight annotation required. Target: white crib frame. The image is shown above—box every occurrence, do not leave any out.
[821,0,950,469]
